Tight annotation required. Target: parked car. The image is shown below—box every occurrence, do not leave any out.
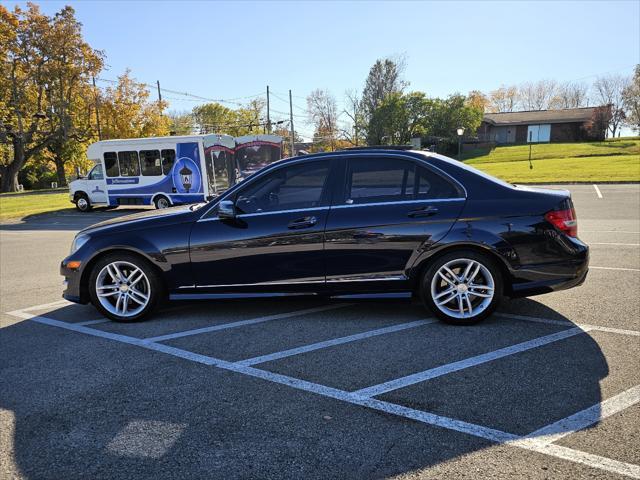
[61,148,589,324]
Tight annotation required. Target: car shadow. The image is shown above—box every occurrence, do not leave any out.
[0,208,150,232]
[0,297,610,479]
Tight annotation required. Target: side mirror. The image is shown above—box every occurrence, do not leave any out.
[218,200,236,220]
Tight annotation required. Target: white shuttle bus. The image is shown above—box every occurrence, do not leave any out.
[69,134,282,212]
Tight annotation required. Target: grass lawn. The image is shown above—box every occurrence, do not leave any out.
[470,154,640,183]
[463,138,640,164]
[463,138,640,183]
[0,191,73,221]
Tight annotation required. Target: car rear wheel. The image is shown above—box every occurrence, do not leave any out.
[75,193,92,212]
[88,253,162,322]
[421,250,502,325]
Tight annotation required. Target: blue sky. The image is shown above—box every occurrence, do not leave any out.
[7,0,640,138]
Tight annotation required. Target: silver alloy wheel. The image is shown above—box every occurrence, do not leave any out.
[156,197,170,209]
[77,197,88,210]
[95,261,151,318]
[430,258,495,320]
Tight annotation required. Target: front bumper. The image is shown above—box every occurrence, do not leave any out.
[61,259,88,304]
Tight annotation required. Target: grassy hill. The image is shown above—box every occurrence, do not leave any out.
[464,138,640,183]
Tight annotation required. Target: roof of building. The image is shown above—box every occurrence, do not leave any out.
[482,106,603,126]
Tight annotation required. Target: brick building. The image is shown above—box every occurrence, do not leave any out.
[477,106,611,144]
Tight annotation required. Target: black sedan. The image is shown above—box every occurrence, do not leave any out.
[61,148,589,325]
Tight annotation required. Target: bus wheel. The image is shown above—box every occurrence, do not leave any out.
[154,196,171,209]
[75,193,92,212]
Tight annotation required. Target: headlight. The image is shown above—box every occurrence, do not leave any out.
[70,234,90,255]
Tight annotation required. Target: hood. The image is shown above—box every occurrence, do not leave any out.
[80,205,199,235]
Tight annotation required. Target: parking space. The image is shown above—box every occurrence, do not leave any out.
[1,184,639,479]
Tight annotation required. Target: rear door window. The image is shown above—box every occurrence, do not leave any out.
[344,156,461,204]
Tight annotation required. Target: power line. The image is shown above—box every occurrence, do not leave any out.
[94,76,264,106]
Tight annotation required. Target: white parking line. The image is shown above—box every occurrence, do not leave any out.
[235,318,436,366]
[142,303,352,343]
[517,385,640,446]
[593,184,603,199]
[16,313,640,479]
[496,312,640,337]
[352,327,588,398]
[589,242,640,246]
[76,319,110,326]
[590,266,640,272]
[581,231,640,234]
[6,299,72,316]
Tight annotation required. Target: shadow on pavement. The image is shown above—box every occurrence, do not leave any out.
[0,297,609,479]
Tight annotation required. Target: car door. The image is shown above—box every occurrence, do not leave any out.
[86,164,108,204]
[324,154,466,290]
[189,159,333,291]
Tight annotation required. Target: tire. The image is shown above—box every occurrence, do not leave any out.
[421,250,503,325]
[154,195,171,209]
[75,193,92,212]
[88,252,163,322]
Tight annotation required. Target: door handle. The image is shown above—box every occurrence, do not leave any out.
[408,206,439,218]
[288,216,317,229]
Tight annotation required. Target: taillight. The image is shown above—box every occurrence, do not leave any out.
[545,205,578,237]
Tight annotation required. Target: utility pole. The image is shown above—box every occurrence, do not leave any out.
[92,76,102,140]
[289,90,295,157]
[157,80,163,115]
[266,85,271,134]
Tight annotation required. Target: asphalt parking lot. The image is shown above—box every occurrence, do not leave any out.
[1,184,639,479]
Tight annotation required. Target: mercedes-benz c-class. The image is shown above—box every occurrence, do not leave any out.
[61,148,589,325]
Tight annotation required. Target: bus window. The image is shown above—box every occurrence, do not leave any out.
[118,151,140,176]
[161,149,175,174]
[140,150,162,176]
[104,152,119,177]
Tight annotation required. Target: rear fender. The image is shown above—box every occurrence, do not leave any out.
[407,222,519,289]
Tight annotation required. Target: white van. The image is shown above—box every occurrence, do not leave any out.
[69,134,282,211]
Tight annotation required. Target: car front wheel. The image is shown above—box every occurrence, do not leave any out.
[421,250,502,325]
[88,253,162,322]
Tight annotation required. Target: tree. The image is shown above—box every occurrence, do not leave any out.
[361,57,407,143]
[622,65,640,132]
[98,70,170,140]
[550,81,590,109]
[466,90,488,113]
[593,74,630,138]
[519,79,558,110]
[367,92,484,146]
[340,89,365,146]
[487,85,519,113]
[167,110,195,135]
[0,3,103,191]
[192,102,237,134]
[306,88,338,151]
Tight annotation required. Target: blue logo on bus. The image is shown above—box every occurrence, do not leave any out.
[172,157,202,194]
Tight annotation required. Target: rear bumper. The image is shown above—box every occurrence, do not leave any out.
[507,241,589,298]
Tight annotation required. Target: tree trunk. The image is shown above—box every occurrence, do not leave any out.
[53,155,68,187]
[1,141,26,193]
[0,162,21,192]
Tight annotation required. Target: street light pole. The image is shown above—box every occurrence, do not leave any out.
[456,127,465,161]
